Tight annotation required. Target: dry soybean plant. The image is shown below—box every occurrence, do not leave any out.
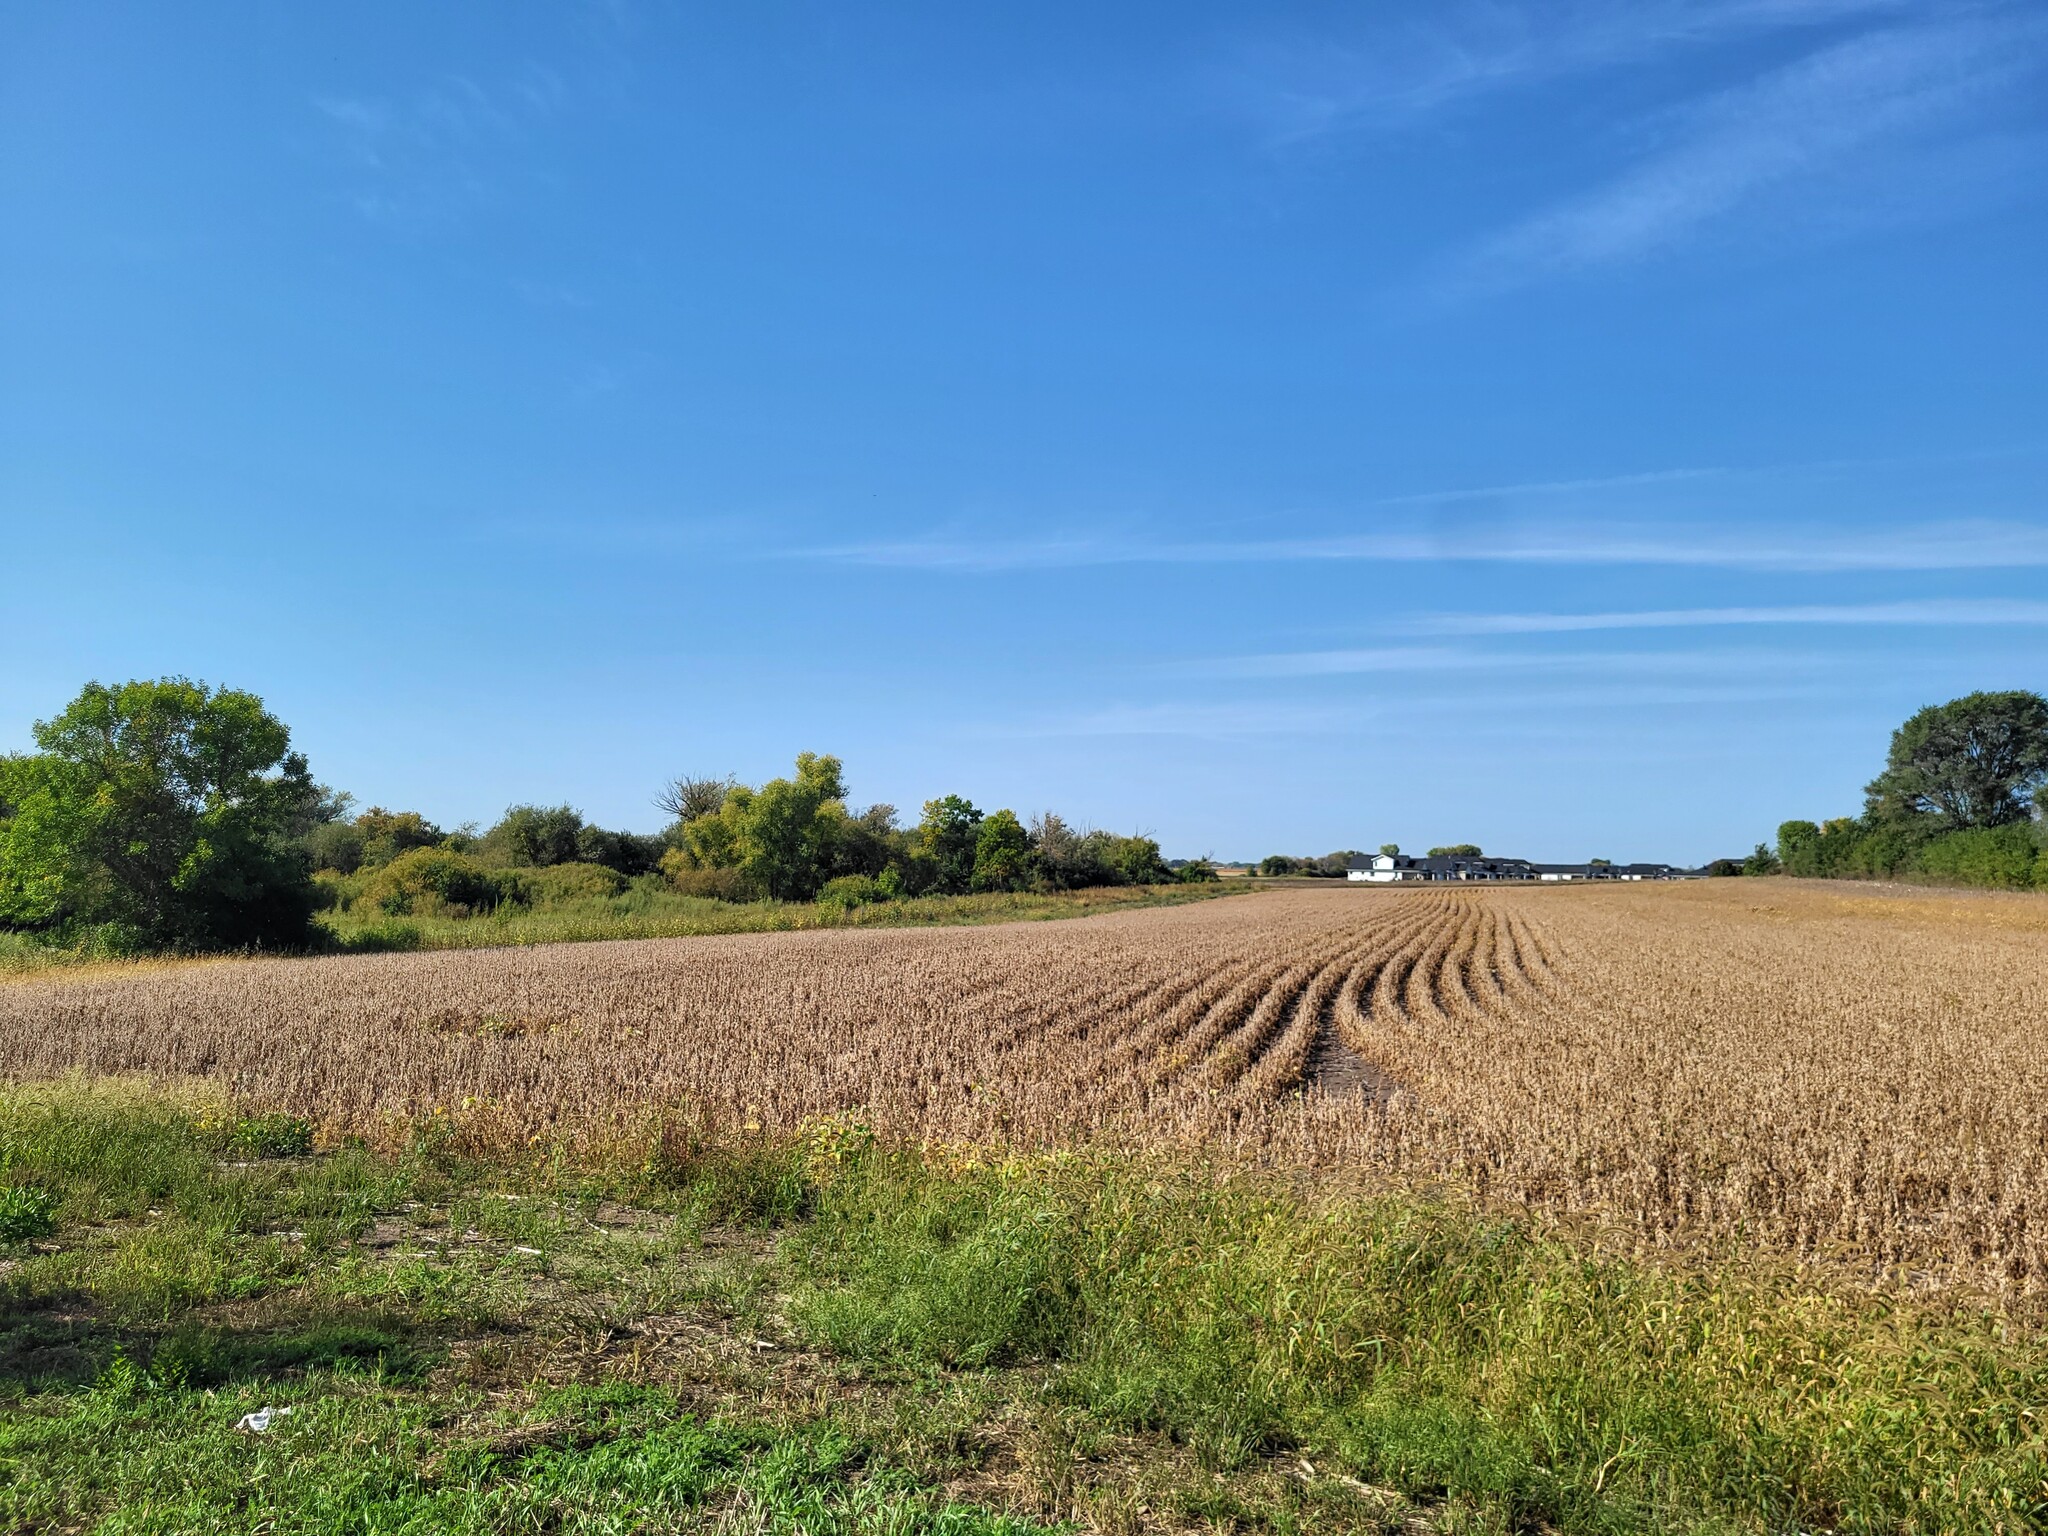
[3,880,2045,1293]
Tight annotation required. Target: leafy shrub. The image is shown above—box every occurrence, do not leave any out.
[575,825,667,877]
[230,1112,314,1158]
[358,848,510,918]
[658,853,761,903]
[1913,825,2041,890]
[818,874,888,910]
[480,804,585,867]
[509,863,627,906]
[66,922,153,959]
[309,869,357,912]
[0,1183,59,1243]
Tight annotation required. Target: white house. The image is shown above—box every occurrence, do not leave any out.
[1347,853,1423,882]
[1347,854,1688,883]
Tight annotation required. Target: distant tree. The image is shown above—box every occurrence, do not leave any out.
[575,824,666,877]
[915,795,984,895]
[1428,844,1482,858]
[1774,820,1821,876]
[834,803,901,880]
[0,678,317,950]
[356,807,443,869]
[1177,858,1219,883]
[971,809,1031,892]
[709,752,850,901]
[303,820,366,875]
[1258,855,1300,877]
[1742,842,1781,876]
[1864,691,2048,829]
[1028,811,1084,889]
[1703,858,1745,877]
[1378,843,1400,857]
[1588,857,1612,868]
[1101,832,1171,885]
[655,774,735,826]
[482,805,586,867]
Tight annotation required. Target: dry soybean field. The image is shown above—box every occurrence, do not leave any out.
[5,879,2047,1294]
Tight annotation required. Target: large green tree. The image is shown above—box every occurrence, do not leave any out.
[677,752,850,901]
[914,795,983,895]
[0,679,318,949]
[970,808,1030,892]
[1864,690,2048,829]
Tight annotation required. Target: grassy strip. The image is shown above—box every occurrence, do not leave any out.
[0,1082,1053,1534]
[6,1081,2045,1532]
[0,882,1251,979]
[794,1154,2048,1534]
[312,880,1249,954]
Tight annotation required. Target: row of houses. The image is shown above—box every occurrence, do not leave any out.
[1344,852,1690,883]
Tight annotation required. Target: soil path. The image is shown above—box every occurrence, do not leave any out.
[1305,1021,1405,1109]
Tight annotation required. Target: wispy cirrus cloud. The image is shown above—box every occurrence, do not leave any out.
[984,701,1359,739]
[1239,0,1910,140]
[1448,10,2048,290]
[1189,646,1821,679]
[802,517,2048,574]
[313,66,567,226]
[993,679,1842,741]
[1415,598,2048,635]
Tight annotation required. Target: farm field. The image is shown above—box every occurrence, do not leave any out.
[5,878,2047,1293]
[9,879,2048,1531]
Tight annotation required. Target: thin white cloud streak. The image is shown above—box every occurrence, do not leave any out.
[1244,0,1911,140]
[998,681,1839,740]
[312,67,566,226]
[1373,467,1716,505]
[988,702,1360,739]
[1417,599,2048,635]
[1193,646,1822,679]
[802,519,2048,574]
[1452,12,2048,289]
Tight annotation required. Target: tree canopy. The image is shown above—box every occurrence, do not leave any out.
[1864,691,2048,829]
[672,752,851,901]
[0,679,318,950]
[970,809,1030,892]
[914,795,983,895]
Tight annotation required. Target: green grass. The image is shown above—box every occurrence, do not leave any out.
[314,879,1247,955]
[0,882,1250,975]
[6,1080,2047,1533]
[794,1156,2048,1533]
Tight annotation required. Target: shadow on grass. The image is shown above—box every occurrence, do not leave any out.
[0,1289,439,1396]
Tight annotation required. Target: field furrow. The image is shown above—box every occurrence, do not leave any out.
[6,881,2048,1291]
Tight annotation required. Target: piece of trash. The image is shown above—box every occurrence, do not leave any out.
[512,1245,542,1256]
[235,1406,293,1434]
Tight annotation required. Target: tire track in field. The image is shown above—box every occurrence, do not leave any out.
[1303,894,1462,1102]
[1306,889,1569,1106]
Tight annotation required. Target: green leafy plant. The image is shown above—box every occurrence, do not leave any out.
[231,1112,314,1158]
[0,1182,59,1243]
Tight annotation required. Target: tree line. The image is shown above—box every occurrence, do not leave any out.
[0,678,1205,956]
[1746,690,2048,890]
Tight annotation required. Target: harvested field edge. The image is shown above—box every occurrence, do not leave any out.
[5,883,2048,1300]
[5,1079,2047,1535]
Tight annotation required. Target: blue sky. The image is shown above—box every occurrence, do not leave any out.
[3,1,2044,863]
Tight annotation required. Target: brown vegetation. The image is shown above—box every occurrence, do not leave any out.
[3,880,2045,1293]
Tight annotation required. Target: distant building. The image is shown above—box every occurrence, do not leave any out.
[1346,853,1688,883]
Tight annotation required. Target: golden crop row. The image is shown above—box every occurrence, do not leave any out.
[4,880,2044,1293]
